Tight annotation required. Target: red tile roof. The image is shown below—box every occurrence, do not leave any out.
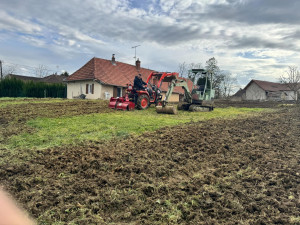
[67,57,153,86]
[67,57,195,94]
[7,74,66,84]
[246,79,291,91]
[42,74,68,83]
[7,74,42,82]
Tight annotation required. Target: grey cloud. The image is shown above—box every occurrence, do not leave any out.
[268,64,287,69]
[201,0,300,25]
[226,32,300,51]
[1,0,299,51]
[282,30,300,40]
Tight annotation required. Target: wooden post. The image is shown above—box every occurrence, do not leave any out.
[0,60,2,80]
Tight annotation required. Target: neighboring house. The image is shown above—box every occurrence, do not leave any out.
[230,88,246,101]
[6,74,67,84]
[241,79,296,101]
[66,55,194,101]
[6,74,41,83]
[41,74,68,84]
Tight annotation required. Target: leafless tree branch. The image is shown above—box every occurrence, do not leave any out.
[280,66,300,101]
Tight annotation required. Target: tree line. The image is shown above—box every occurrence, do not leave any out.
[0,77,66,98]
[178,57,238,99]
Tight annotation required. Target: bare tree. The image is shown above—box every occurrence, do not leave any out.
[280,66,300,101]
[178,62,203,83]
[178,62,187,78]
[35,64,49,78]
[219,72,238,98]
[2,62,18,77]
[205,57,225,98]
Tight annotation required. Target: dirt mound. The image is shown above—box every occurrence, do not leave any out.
[0,107,299,224]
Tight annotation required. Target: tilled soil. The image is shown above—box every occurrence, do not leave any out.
[214,99,292,108]
[0,100,111,124]
[0,106,300,224]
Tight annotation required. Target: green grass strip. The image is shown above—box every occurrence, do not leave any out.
[0,98,72,108]
[6,107,267,150]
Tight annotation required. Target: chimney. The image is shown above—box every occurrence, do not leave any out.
[111,54,116,65]
[136,58,141,71]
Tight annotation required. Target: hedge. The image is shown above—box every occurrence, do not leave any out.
[0,77,67,98]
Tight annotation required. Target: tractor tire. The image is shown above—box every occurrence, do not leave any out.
[137,94,150,110]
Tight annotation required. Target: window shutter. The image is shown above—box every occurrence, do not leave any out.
[92,84,94,94]
[86,84,88,94]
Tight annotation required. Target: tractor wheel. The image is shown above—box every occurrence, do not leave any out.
[137,94,150,110]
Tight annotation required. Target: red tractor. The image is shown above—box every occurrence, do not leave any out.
[108,72,179,110]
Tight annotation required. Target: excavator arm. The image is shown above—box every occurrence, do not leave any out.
[162,78,192,105]
[156,78,192,114]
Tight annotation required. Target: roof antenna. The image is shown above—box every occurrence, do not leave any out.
[132,45,141,63]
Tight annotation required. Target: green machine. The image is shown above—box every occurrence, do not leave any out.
[156,69,215,114]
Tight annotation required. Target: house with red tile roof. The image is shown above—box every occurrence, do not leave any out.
[66,55,195,101]
[242,79,297,101]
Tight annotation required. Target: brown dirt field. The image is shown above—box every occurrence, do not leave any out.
[0,99,111,124]
[214,99,292,108]
[0,103,299,224]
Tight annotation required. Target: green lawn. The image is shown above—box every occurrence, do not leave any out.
[0,98,69,108]
[6,107,268,150]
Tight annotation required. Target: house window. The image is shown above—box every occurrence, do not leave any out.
[86,84,94,94]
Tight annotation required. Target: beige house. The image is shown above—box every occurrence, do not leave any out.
[67,55,190,101]
[234,79,297,101]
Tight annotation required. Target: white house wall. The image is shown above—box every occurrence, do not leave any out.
[90,82,102,99]
[67,82,84,99]
[245,83,266,100]
[282,91,296,100]
[67,81,105,99]
[101,85,114,100]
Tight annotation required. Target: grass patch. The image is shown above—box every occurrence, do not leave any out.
[0,98,69,108]
[5,107,267,150]
[290,216,300,224]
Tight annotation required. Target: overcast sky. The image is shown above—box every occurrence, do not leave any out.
[1,0,300,88]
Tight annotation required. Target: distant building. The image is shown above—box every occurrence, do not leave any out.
[40,74,68,84]
[230,88,246,101]
[66,55,194,101]
[6,74,67,84]
[234,79,297,101]
[6,74,41,83]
